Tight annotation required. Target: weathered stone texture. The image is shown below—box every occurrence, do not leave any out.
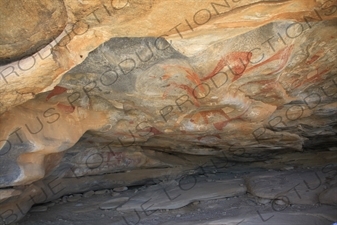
[0,0,337,223]
[0,0,67,65]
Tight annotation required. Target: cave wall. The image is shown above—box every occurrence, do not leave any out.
[0,0,337,224]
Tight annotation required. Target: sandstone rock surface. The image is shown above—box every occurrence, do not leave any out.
[0,0,337,224]
[0,0,67,65]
